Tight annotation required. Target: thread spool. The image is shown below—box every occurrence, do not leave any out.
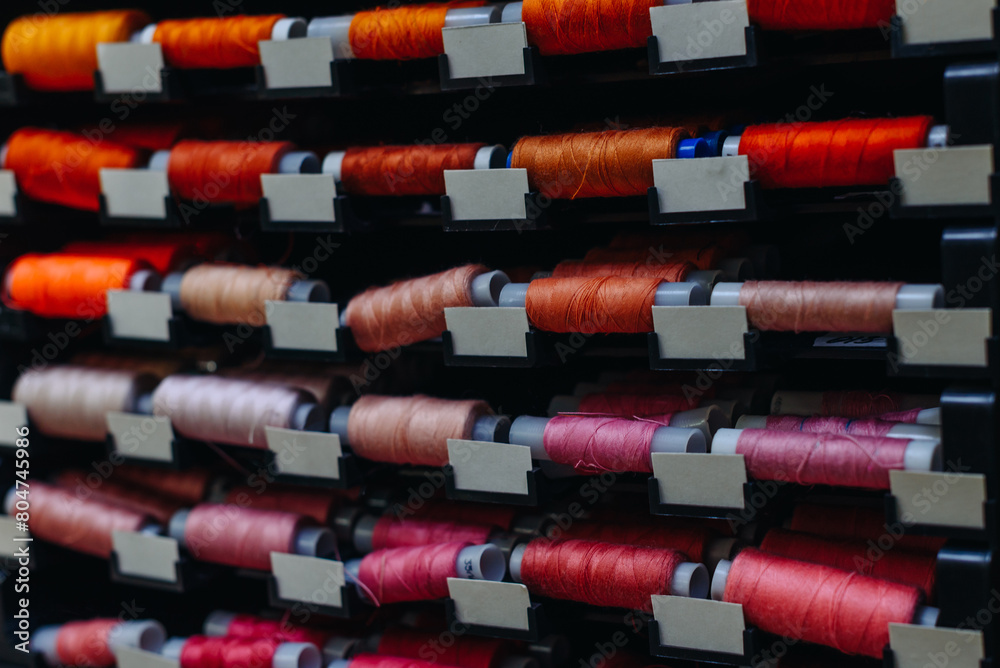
[165,141,312,206]
[711,281,943,333]
[13,366,157,441]
[345,542,505,604]
[152,375,319,448]
[1,11,151,91]
[549,403,727,444]
[162,636,320,668]
[373,628,516,668]
[55,471,184,524]
[149,16,293,69]
[746,0,895,30]
[330,395,500,467]
[711,428,941,489]
[509,539,707,610]
[4,253,153,319]
[500,276,704,334]
[160,263,327,326]
[575,244,731,273]
[551,257,696,282]
[326,144,500,196]
[409,499,518,531]
[9,482,152,558]
[509,414,704,474]
[224,485,348,524]
[168,504,333,570]
[354,514,495,552]
[113,465,213,505]
[714,549,934,658]
[726,117,935,189]
[510,127,687,198]
[32,619,165,667]
[61,238,198,275]
[735,414,940,441]
[770,390,940,423]
[787,503,948,553]
[202,612,334,654]
[343,265,508,353]
[760,528,937,599]
[553,520,726,564]
[217,364,345,410]
[573,393,702,416]
[3,128,142,210]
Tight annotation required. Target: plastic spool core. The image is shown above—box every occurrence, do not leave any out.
[167,509,190,544]
[129,269,162,292]
[271,18,308,40]
[352,515,380,553]
[321,151,347,180]
[136,24,158,44]
[148,150,171,171]
[296,526,336,558]
[709,428,741,455]
[710,559,731,601]
[709,282,743,306]
[500,2,523,22]
[671,562,709,598]
[274,643,321,668]
[328,406,351,442]
[651,427,706,454]
[161,638,188,661]
[498,283,529,308]
[456,544,506,580]
[507,416,549,460]
[279,152,321,175]
[735,415,767,429]
[721,135,742,157]
[475,145,508,169]
[202,611,236,637]
[895,284,944,310]
[655,281,706,306]
[471,270,511,306]
[509,543,527,582]
[31,626,61,666]
[717,258,752,281]
[307,16,355,59]
[444,6,503,27]
[109,621,167,654]
[472,413,510,442]
[904,439,942,472]
[286,279,330,303]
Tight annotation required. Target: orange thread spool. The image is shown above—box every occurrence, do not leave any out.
[525,276,660,333]
[340,144,485,196]
[349,2,483,60]
[167,141,293,205]
[740,117,933,189]
[153,16,283,69]
[4,128,141,211]
[61,238,197,274]
[521,0,660,55]
[4,254,147,319]
[510,127,687,198]
[581,244,725,271]
[1,11,150,91]
[552,258,694,281]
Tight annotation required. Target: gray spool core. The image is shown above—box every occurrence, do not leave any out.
[498,283,529,308]
[279,151,321,175]
[273,643,321,668]
[471,270,511,307]
[501,2,523,22]
[475,145,507,169]
[132,392,155,416]
[353,515,380,553]
[129,269,162,292]
[286,279,330,303]
[271,17,308,40]
[161,638,188,661]
[109,621,166,654]
[896,284,944,309]
[202,610,237,636]
[292,403,323,431]
[655,282,706,306]
[295,527,336,558]
[161,272,186,310]
[445,6,503,26]
[329,406,352,442]
[167,509,189,545]
[31,626,61,666]
[472,414,509,442]
[148,150,171,171]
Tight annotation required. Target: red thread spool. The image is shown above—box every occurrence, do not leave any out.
[556,521,717,562]
[358,542,469,604]
[167,141,293,205]
[747,0,895,31]
[542,416,660,473]
[339,144,484,195]
[738,281,904,333]
[348,3,482,60]
[722,548,921,658]
[223,614,331,647]
[55,470,184,524]
[83,122,188,151]
[114,465,212,505]
[4,254,148,319]
[367,516,494,551]
[225,485,345,525]
[410,499,518,531]
[788,503,947,553]
[27,482,150,558]
[4,128,141,211]
[181,504,308,570]
[178,636,284,668]
[739,117,933,189]
[377,628,509,668]
[577,392,698,416]
[516,539,686,611]
[731,428,909,489]
[760,528,937,600]
[525,277,660,334]
[521,0,660,55]
[153,16,284,69]
[879,408,925,423]
[52,619,122,667]
[61,238,197,275]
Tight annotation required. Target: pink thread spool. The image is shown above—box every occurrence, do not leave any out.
[32,619,165,667]
[735,414,940,441]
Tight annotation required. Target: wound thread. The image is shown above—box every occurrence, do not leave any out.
[1,11,150,91]
[740,117,933,189]
[346,395,493,466]
[13,366,156,441]
[54,619,123,667]
[178,263,303,325]
[577,392,697,416]
[349,2,482,60]
[543,416,661,473]
[761,415,902,438]
[224,614,331,647]
[29,482,150,558]
[377,629,509,668]
[358,542,469,604]
[519,539,685,611]
[511,127,687,198]
[525,276,660,334]
[153,375,315,448]
[344,264,489,353]
[340,144,485,195]
[723,548,921,658]
[183,504,307,570]
[5,128,141,211]
[556,521,716,562]
[747,0,895,31]
[224,485,349,525]
[114,465,213,505]
[55,471,184,524]
[167,141,293,205]
[370,516,494,550]
[738,281,904,333]
[788,503,947,553]
[153,16,284,69]
[521,0,660,55]
[735,429,908,490]
[178,636,281,668]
